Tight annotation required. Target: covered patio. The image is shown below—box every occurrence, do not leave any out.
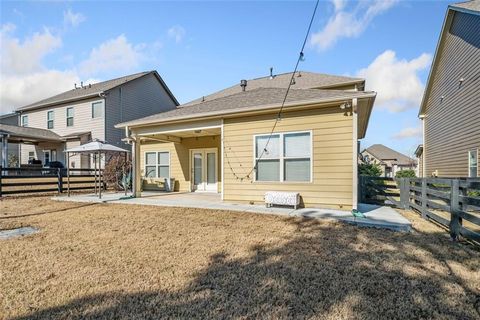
[127,119,223,197]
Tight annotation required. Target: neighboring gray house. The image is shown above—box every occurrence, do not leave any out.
[418,0,480,177]
[13,71,178,168]
[0,113,20,166]
[361,144,416,178]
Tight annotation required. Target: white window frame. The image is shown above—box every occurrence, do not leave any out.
[468,149,478,178]
[144,151,171,179]
[47,110,54,129]
[66,107,74,127]
[91,101,104,118]
[22,115,28,127]
[253,130,313,183]
[28,151,35,161]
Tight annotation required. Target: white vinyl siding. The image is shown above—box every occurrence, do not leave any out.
[47,111,54,129]
[66,107,74,127]
[254,131,311,182]
[469,149,478,178]
[144,151,170,178]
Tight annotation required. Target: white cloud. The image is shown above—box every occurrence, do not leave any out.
[63,9,86,27]
[1,24,62,75]
[356,50,432,112]
[310,0,398,50]
[0,25,149,114]
[332,0,346,12]
[80,34,144,76]
[0,71,80,114]
[167,25,186,43]
[393,126,422,140]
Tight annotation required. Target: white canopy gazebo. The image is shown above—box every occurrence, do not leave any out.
[65,140,130,199]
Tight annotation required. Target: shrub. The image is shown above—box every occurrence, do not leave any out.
[8,154,19,167]
[395,169,416,178]
[104,154,131,191]
[359,163,382,177]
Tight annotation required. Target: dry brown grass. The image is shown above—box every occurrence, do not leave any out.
[1,197,479,320]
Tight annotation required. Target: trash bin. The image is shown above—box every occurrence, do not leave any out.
[164,178,175,192]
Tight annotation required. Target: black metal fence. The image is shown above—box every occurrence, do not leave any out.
[0,167,103,196]
[359,176,480,243]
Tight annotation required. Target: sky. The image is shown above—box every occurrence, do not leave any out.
[0,0,452,156]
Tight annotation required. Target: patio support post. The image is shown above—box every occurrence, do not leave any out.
[94,153,97,195]
[352,98,358,210]
[67,152,71,197]
[124,151,127,196]
[132,138,141,198]
[1,135,7,168]
[98,151,102,200]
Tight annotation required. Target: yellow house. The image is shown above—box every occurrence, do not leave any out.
[116,72,376,210]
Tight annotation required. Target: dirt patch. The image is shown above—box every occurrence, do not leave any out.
[1,197,479,319]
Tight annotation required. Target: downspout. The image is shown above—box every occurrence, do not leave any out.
[420,115,426,177]
[352,98,358,210]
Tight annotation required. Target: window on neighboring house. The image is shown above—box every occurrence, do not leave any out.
[255,131,311,182]
[47,111,54,129]
[92,101,103,118]
[144,151,170,178]
[28,151,35,161]
[469,149,478,178]
[66,107,74,127]
[22,115,28,127]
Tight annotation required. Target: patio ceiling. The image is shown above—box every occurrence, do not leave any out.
[139,127,221,143]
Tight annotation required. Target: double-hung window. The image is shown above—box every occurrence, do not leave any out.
[255,131,311,182]
[47,111,54,129]
[66,107,74,127]
[469,149,478,178]
[92,101,103,118]
[21,115,28,127]
[145,152,170,178]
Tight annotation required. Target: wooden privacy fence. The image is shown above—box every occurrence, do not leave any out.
[358,176,401,207]
[0,167,104,196]
[405,178,480,243]
[360,176,480,243]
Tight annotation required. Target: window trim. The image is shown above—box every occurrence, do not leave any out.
[66,107,74,127]
[144,151,171,179]
[253,130,313,183]
[91,101,104,118]
[21,115,28,127]
[47,110,54,129]
[468,149,478,178]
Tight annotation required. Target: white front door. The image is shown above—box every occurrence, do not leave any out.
[191,148,217,192]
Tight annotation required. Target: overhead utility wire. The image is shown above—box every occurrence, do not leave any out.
[226,0,320,181]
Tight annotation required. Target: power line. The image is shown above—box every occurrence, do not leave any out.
[224,0,320,181]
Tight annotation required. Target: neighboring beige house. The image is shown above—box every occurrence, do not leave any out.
[418,0,480,178]
[361,144,417,178]
[414,144,423,177]
[117,71,376,210]
[12,71,178,168]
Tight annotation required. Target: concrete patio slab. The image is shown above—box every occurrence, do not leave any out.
[52,192,411,232]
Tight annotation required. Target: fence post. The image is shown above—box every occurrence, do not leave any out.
[421,179,427,219]
[359,176,364,203]
[57,168,63,194]
[449,179,462,241]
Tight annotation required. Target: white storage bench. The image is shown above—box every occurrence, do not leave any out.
[264,191,300,209]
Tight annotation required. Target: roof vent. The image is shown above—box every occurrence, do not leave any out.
[240,79,247,92]
[74,83,78,89]
[89,83,92,88]
[291,78,296,85]
[297,71,302,77]
[269,67,274,79]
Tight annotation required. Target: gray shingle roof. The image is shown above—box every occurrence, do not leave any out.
[364,144,414,166]
[183,71,364,106]
[118,87,375,127]
[16,71,179,111]
[450,0,480,12]
[0,124,63,142]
